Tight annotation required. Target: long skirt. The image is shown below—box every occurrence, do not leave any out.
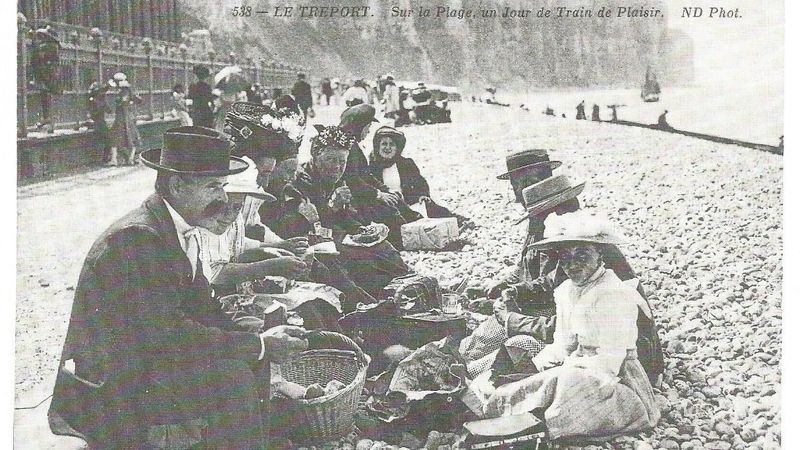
[483,357,659,441]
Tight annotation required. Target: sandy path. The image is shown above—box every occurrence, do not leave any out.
[15,103,782,449]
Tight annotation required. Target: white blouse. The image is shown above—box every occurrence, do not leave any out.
[532,267,641,377]
[382,164,403,192]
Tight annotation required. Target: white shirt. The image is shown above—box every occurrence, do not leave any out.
[342,86,368,104]
[164,198,267,361]
[163,199,202,280]
[382,164,402,192]
[532,267,640,378]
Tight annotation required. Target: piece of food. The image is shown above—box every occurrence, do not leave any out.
[324,379,347,396]
[304,383,326,399]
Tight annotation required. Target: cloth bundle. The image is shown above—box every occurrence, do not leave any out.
[401,217,459,251]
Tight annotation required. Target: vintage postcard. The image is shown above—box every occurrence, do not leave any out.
[15,0,784,448]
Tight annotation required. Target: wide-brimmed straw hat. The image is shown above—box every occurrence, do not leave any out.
[497,149,562,180]
[515,174,586,224]
[527,211,626,251]
[224,157,277,202]
[140,126,248,176]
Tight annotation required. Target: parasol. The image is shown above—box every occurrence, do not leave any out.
[214,65,249,95]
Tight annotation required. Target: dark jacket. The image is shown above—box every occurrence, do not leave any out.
[368,156,431,205]
[188,81,214,128]
[344,142,391,205]
[292,161,365,236]
[49,194,261,441]
[259,183,315,239]
[291,80,313,109]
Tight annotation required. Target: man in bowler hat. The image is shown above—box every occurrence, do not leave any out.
[48,126,308,449]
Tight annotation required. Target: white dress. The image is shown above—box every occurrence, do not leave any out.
[481,267,660,441]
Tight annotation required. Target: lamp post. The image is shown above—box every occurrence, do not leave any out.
[89,27,103,83]
[257,57,265,84]
[179,43,188,92]
[69,30,81,130]
[143,38,154,120]
[208,49,216,75]
[18,13,28,137]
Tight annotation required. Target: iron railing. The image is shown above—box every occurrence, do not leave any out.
[18,17,304,137]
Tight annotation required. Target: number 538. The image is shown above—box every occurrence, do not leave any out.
[232,6,252,16]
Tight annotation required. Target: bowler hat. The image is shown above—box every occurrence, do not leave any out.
[339,104,378,134]
[140,126,248,176]
[515,174,586,224]
[497,149,562,180]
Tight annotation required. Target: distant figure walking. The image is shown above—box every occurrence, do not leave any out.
[576,100,586,120]
[321,78,333,105]
[87,81,110,161]
[108,74,142,166]
[543,106,555,116]
[657,110,672,130]
[188,65,214,128]
[292,73,313,118]
[591,104,601,121]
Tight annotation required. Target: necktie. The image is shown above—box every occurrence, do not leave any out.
[184,228,202,280]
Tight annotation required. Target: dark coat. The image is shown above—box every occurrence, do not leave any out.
[291,80,313,109]
[344,142,391,205]
[188,81,214,128]
[49,194,262,443]
[293,162,364,236]
[368,156,431,205]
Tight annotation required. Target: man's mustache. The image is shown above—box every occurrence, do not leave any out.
[203,200,226,217]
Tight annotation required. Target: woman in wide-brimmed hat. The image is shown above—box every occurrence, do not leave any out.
[476,211,660,442]
[107,74,142,166]
[368,126,473,228]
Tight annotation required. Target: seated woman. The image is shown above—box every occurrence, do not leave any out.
[223,101,378,312]
[368,126,471,227]
[268,125,410,299]
[476,212,660,442]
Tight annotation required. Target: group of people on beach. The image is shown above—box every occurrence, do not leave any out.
[52,78,666,448]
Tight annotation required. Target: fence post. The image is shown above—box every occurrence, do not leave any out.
[69,30,82,130]
[228,52,236,66]
[180,43,188,91]
[90,27,103,83]
[143,38,154,120]
[208,50,216,79]
[18,13,29,138]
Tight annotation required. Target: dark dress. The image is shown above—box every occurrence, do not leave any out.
[260,177,408,300]
[188,81,214,128]
[274,164,409,297]
[110,91,142,157]
[48,194,268,448]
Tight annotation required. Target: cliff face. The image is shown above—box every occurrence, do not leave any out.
[181,0,692,88]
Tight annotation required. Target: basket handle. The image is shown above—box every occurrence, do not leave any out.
[305,331,370,367]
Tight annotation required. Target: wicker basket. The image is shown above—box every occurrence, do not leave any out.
[276,332,370,444]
